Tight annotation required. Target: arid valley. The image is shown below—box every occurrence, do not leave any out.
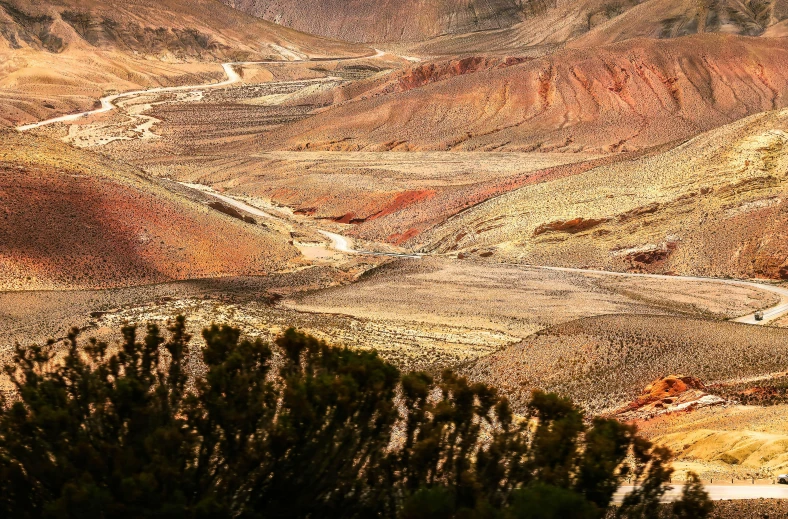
[5,0,788,516]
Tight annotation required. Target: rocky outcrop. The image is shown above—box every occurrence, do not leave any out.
[397,57,529,92]
[533,217,609,236]
[616,375,724,420]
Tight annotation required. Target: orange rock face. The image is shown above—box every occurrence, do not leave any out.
[397,57,529,92]
[638,375,706,406]
[616,375,721,419]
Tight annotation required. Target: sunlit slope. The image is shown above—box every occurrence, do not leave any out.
[420,106,788,279]
[0,131,299,290]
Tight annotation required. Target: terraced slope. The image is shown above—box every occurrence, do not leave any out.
[420,106,788,279]
[267,35,788,153]
[0,131,299,290]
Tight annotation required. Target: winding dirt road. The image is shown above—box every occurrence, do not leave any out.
[183,183,420,259]
[16,49,389,132]
[614,483,788,503]
[530,265,788,325]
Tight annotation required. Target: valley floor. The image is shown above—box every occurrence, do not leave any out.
[7,49,788,484]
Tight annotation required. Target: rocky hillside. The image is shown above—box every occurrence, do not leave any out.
[219,0,528,43]
[0,0,370,126]
[574,0,788,47]
[0,0,366,60]
[419,105,788,279]
[220,0,788,45]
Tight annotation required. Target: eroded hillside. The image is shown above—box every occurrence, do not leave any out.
[219,0,528,42]
[266,35,788,153]
[0,0,365,59]
[220,0,788,50]
[0,0,369,127]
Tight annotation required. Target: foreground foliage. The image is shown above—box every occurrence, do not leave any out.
[0,318,708,518]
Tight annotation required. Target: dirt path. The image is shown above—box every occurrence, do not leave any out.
[182,183,421,259]
[16,49,388,132]
[614,483,788,503]
[530,265,788,325]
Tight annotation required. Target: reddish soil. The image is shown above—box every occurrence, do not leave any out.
[267,35,788,153]
[0,132,298,290]
[397,57,529,92]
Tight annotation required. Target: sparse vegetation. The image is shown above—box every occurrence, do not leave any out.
[460,315,788,414]
[713,375,788,406]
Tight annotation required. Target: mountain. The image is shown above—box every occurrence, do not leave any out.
[0,0,365,59]
[219,0,788,46]
[0,131,299,290]
[264,35,788,153]
[409,0,788,55]
[219,0,527,43]
[573,0,788,47]
[0,0,369,126]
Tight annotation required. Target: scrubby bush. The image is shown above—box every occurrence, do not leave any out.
[671,472,712,519]
[0,318,702,518]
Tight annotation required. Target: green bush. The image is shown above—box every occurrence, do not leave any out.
[0,317,705,518]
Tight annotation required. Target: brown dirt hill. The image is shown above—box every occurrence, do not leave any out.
[0,131,299,290]
[419,106,788,280]
[219,0,528,43]
[457,314,788,414]
[283,56,529,113]
[266,35,788,153]
[0,0,366,60]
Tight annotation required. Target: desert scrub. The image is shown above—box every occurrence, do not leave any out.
[458,314,788,414]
